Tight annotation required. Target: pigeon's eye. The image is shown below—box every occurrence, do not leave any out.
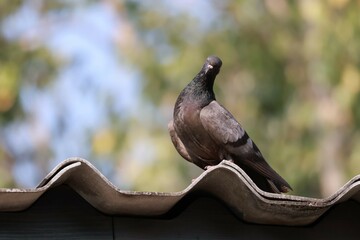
[206,56,222,69]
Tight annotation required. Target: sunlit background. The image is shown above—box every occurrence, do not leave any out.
[1,0,360,198]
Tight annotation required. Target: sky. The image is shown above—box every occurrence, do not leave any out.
[1,0,217,188]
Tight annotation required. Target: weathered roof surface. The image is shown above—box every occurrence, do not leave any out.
[0,157,359,226]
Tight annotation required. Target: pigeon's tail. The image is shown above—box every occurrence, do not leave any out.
[263,166,293,193]
[267,179,292,194]
[235,161,292,194]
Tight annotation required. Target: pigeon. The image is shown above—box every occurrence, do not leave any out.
[168,56,292,193]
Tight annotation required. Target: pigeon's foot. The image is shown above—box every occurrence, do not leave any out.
[205,165,216,170]
[205,160,234,170]
[221,159,234,164]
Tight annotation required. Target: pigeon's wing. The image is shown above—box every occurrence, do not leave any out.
[200,101,292,192]
[199,101,246,145]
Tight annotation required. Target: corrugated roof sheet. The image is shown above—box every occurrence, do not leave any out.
[0,157,359,226]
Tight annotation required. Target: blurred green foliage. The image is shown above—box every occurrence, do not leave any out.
[0,0,58,187]
[1,0,360,197]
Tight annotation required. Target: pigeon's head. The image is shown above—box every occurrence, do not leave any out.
[203,56,222,75]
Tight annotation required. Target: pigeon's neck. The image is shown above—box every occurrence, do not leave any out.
[186,72,216,104]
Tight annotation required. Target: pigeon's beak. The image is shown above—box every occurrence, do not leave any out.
[205,64,214,74]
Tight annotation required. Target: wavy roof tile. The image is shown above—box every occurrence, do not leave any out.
[1,157,359,226]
